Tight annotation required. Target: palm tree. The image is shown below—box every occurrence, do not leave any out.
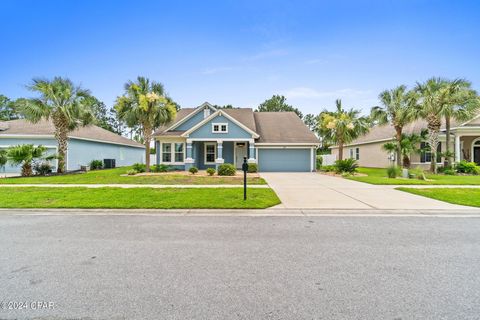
[414,78,450,173]
[16,77,96,173]
[7,144,49,176]
[115,77,176,172]
[319,99,370,160]
[370,85,417,167]
[440,79,480,166]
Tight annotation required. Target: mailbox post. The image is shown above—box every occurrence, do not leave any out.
[242,156,248,200]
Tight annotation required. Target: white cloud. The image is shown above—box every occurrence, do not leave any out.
[201,67,234,75]
[284,87,372,99]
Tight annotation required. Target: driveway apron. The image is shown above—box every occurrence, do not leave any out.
[260,172,471,210]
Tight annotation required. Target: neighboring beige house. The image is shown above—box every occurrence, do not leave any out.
[330,115,480,169]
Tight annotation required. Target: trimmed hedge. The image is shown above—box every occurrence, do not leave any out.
[218,163,236,176]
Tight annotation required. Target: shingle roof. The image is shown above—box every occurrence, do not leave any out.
[0,119,144,148]
[253,112,320,144]
[154,106,319,144]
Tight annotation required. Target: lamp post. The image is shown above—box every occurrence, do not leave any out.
[242,156,248,200]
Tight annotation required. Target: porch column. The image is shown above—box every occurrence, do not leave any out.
[248,141,256,163]
[185,140,194,170]
[455,134,461,163]
[215,140,224,169]
[155,140,160,165]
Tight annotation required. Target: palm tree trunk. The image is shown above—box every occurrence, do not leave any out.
[445,116,451,166]
[21,162,32,177]
[338,141,344,161]
[427,115,441,173]
[52,113,69,173]
[395,126,402,167]
[144,127,152,173]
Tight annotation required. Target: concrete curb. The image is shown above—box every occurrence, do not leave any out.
[0,184,269,188]
[1,208,480,217]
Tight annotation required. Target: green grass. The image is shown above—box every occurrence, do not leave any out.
[347,167,480,185]
[0,187,280,209]
[397,187,480,207]
[0,167,266,185]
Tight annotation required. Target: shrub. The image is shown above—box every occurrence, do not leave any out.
[152,164,169,173]
[334,159,358,174]
[443,168,456,175]
[316,155,323,170]
[132,163,146,173]
[386,165,401,178]
[474,166,480,175]
[34,162,53,176]
[189,166,199,174]
[89,159,103,170]
[409,167,426,180]
[456,160,477,174]
[247,163,258,173]
[218,163,236,176]
[206,168,216,176]
[321,165,336,172]
[126,169,137,175]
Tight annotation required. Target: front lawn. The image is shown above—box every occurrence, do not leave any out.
[0,187,280,209]
[397,188,480,207]
[347,167,480,185]
[0,167,266,185]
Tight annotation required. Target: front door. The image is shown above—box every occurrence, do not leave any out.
[474,147,480,165]
[235,143,248,169]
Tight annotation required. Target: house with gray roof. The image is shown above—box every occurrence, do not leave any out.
[0,119,145,173]
[154,102,320,172]
[330,115,480,169]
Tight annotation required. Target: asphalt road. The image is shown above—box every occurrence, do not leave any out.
[1,212,480,319]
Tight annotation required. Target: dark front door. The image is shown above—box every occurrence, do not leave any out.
[474,147,480,165]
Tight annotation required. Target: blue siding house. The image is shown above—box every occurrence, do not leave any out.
[0,119,145,173]
[154,102,320,172]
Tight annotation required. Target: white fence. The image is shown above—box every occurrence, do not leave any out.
[321,154,337,166]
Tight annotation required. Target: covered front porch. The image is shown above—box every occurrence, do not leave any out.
[454,133,480,164]
[185,139,256,170]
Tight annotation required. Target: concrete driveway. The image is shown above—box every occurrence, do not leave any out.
[260,172,472,210]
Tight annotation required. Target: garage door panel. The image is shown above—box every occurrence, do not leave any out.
[258,148,311,172]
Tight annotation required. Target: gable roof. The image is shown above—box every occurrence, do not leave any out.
[253,112,319,144]
[0,119,144,148]
[181,109,260,138]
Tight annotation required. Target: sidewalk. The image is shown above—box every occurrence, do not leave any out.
[0,184,269,188]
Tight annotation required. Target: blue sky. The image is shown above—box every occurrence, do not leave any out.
[1,0,479,115]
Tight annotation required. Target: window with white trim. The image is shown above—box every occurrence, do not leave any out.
[355,147,359,160]
[212,123,228,133]
[162,143,172,162]
[205,143,216,164]
[161,142,185,163]
[174,143,184,162]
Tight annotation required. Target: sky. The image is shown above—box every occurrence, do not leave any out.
[1,0,479,116]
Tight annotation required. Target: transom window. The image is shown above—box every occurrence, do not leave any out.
[161,142,185,163]
[212,123,228,133]
[204,143,216,164]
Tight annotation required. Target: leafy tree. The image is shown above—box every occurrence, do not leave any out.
[213,104,236,109]
[370,85,417,167]
[6,144,53,176]
[439,79,480,166]
[0,95,21,120]
[318,99,370,160]
[87,96,120,133]
[257,95,303,119]
[15,77,96,173]
[115,76,176,172]
[303,113,319,132]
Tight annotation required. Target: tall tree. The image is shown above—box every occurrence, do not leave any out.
[440,79,480,166]
[257,95,303,118]
[303,113,319,133]
[318,99,370,160]
[115,76,176,172]
[87,96,119,133]
[0,95,21,120]
[370,85,417,167]
[16,77,96,173]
